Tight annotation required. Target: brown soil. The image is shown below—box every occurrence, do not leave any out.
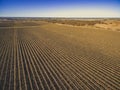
[0,19,120,90]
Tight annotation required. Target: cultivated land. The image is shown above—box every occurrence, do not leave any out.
[0,18,120,90]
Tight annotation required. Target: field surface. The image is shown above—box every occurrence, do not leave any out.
[0,20,120,90]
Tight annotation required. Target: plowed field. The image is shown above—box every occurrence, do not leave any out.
[0,20,120,90]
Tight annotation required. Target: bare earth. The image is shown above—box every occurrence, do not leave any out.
[0,19,120,90]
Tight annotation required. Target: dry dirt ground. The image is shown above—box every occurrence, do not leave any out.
[0,19,120,90]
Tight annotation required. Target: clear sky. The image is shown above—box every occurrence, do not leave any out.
[0,0,120,17]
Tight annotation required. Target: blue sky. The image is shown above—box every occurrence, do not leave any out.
[0,0,120,17]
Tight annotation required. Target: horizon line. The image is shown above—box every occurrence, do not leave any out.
[0,16,120,18]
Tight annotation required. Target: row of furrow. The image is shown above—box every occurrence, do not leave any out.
[49,43,119,89]
[22,41,40,90]
[29,40,76,89]
[1,27,119,90]
[30,29,120,89]
[26,39,61,90]
[9,30,15,90]
[20,37,52,90]
[18,30,51,90]
[28,39,73,90]
[64,54,120,90]
[16,37,22,90]
[82,57,120,82]
[24,29,106,89]
[14,29,17,90]
[18,40,27,90]
[18,30,81,89]
[0,41,11,90]
[27,40,74,90]
[58,38,119,70]
[20,39,51,90]
[0,41,10,80]
[14,29,23,90]
[0,40,6,48]
[33,28,119,71]
[32,39,89,90]
[28,39,80,90]
[0,40,12,90]
[41,45,101,90]
[66,49,120,84]
[45,29,120,69]
[19,40,34,90]
[2,41,12,90]
[39,30,120,81]
[43,39,120,90]
[28,29,89,87]
[27,29,101,90]
[52,41,120,89]
[44,39,120,89]
[33,39,101,90]
[0,40,8,70]
[23,39,62,90]
[1,29,24,90]
[19,28,34,90]
[21,40,54,90]
[24,40,47,90]
[24,31,93,89]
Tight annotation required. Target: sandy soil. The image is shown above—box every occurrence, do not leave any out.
[0,19,120,90]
